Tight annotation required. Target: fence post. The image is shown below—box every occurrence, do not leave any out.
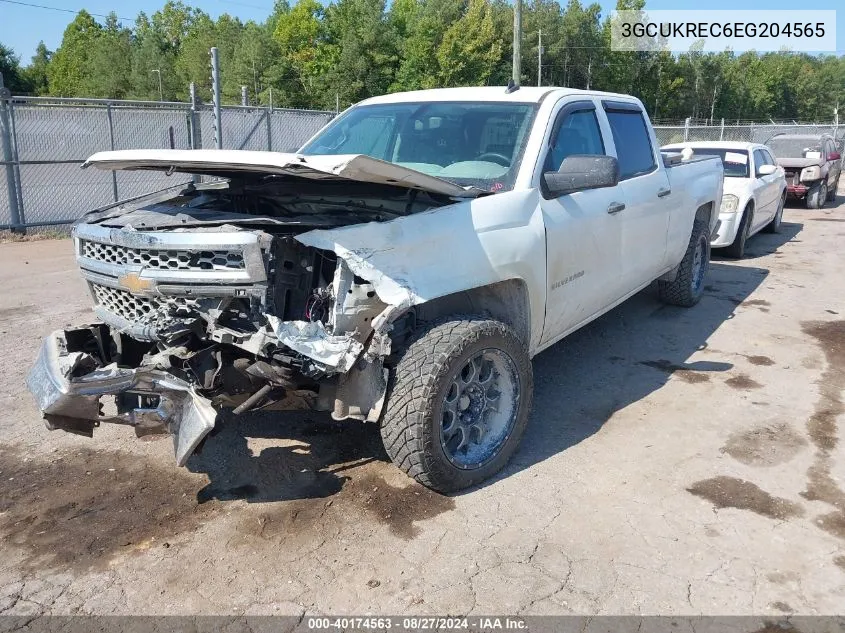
[189,82,202,150]
[0,73,24,233]
[210,47,222,149]
[266,87,273,152]
[241,86,248,107]
[683,117,690,142]
[106,103,119,202]
[719,118,725,141]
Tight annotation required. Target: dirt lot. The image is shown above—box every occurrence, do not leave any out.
[1,197,844,618]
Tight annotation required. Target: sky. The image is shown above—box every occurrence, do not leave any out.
[0,0,841,63]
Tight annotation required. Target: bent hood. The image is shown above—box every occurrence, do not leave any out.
[776,157,822,169]
[82,149,482,198]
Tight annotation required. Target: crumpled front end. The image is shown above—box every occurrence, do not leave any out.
[27,218,397,466]
[27,327,217,466]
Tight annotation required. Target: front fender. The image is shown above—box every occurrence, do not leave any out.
[296,189,548,354]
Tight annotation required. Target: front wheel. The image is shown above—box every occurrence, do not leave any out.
[763,194,786,233]
[827,177,839,202]
[806,183,827,209]
[723,205,752,258]
[381,317,533,493]
[658,219,710,307]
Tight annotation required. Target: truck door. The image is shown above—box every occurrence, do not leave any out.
[538,99,625,346]
[600,101,672,289]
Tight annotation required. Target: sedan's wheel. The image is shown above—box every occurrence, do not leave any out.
[763,194,785,233]
[381,317,533,493]
[724,206,751,259]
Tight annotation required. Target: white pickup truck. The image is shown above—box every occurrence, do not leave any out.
[28,86,723,492]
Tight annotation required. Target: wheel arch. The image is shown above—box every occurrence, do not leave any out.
[695,200,715,225]
[410,278,532,352]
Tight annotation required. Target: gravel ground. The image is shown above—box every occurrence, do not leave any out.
[1,196,844,618]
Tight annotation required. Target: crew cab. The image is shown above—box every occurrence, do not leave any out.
[28,87,723,493]
[662,141,786,259]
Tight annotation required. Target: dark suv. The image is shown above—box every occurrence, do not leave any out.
[767,133,842,208]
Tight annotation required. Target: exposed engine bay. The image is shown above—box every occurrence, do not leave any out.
[28,173,457,464]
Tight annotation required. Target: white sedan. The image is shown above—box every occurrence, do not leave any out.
[662,141,787,258]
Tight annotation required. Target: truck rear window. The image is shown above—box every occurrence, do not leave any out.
[605,110,657,180]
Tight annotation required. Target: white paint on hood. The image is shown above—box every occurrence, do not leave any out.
[82,149,481,198]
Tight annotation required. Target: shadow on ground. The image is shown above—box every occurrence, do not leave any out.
[715,221,803,260]
[187,412,390,503]
[498,253,780,486]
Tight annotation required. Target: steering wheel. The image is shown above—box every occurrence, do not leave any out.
[475,152,511,167]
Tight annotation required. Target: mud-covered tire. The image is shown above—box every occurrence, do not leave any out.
[763,194,785,233]
[827,178,839,202]
[806,183,826,209]
[657,219,710,308]
[723,205,752,258]
[380,317,533,493]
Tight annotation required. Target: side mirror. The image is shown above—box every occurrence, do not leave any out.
[543,155,620,198]
[757,164,777,177]
[830,151,841,162]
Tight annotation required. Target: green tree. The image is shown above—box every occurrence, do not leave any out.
[47,10,102,96]
[21,42,51,95]
[0,43,30,93]
[323,0,397,107]
[273,0,336,106]
[391,0,464,91]
[174,11,219,100]
[230,21,277,104]
[81,13,132,98]
[436,0,503,87]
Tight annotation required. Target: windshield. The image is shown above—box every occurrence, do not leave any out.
[767,137,823,160]
[299,102,538,192]
[688,148,750,177]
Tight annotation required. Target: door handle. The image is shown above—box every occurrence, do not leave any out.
[607,202,626,215]
[657,187,672,198]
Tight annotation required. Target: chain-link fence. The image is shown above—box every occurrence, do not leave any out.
[653,119,843,148]
[0,96,335,232]
[2,99,842,234]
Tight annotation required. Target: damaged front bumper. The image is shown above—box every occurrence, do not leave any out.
[27,328,217,466]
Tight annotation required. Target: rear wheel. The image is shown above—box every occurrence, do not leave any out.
[723,205,752,259]
[763,194,785,234]
[658,219,710,307]
[380,317,533,493]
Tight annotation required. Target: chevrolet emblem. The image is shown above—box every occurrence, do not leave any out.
[118,272,154,293]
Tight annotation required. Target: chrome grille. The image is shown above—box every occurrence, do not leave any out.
[80,240,245,271]
[91,283,199,323]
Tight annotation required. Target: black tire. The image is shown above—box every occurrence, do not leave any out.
[380,316,533,493]
[806,183,826,209]
[723,205,752,259]
[827,177,839,202]
[658,219,710,308]
[763,194,785,234]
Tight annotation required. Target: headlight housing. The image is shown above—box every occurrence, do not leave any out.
[800,165,821,182]
[720,194,739,213]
